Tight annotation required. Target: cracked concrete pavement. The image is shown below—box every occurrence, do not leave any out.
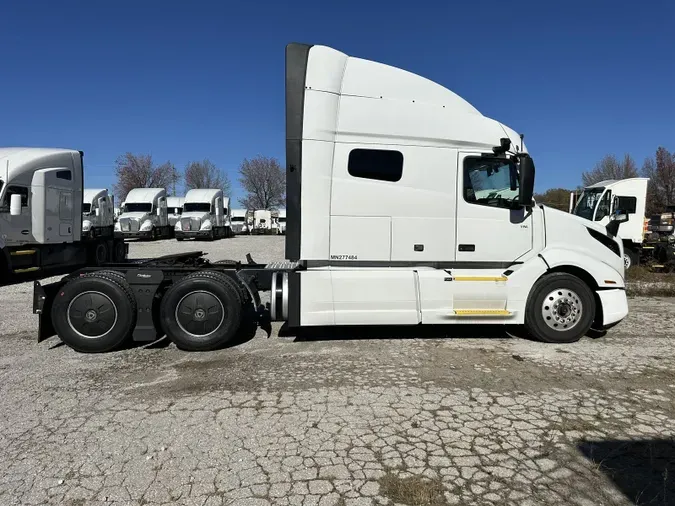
[1,237,675,505]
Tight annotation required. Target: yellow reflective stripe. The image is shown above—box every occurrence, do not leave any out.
[10,250,36,256]
[13,267,40,273]
[451,276,508,282]
[453,309,511,316]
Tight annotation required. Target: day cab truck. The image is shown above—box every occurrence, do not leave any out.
[175,189,232,240]
[114,188,172,240]
[33,43,629,353]
[571,178,649,269]
[0,148,127,285]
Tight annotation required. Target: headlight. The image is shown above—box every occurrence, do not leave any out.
[82,220,91,231]
[175,221,182,230]
[201,220,212,231]
[114,222,121,231]
[140,220,153,231]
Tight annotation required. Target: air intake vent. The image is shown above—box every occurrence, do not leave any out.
[587,228,621,257]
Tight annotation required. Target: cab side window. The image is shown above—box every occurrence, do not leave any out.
[1,186,29,212]
[595,191,612,220]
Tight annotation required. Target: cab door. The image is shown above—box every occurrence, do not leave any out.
[455,152,532,264]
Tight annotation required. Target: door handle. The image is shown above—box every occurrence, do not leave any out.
[458,244,475,252]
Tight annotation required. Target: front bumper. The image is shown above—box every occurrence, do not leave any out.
[115,230,153,239]
[597,288,628,327]
[175,230,212,239]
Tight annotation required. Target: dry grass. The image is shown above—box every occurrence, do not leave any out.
[626,266,675,297]
[379,472,449,506]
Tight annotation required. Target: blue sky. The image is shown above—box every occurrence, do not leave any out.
[1,0,673,203]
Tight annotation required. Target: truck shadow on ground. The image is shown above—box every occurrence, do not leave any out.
[282,323,521,342]
[578,439,675,505]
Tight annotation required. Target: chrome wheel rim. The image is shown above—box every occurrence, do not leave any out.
[623,253,631,269]
[542,288,583,331]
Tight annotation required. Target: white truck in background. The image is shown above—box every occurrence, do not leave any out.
[175,189,231,240]
[0,148,127,285]
[114,188,172,240]
[276,209,287,235]
[231,209,249,234]
[167,196,184,231]
[571,178,649,268]
[82,188,115,239]
[252,209,273,234]
[34,43,629,354]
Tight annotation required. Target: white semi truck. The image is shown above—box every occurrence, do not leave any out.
[175,189,231,240]
[0,148,127,285]
[34,43,628,353]
[231,209,249,234]
[276,209,287,235]
[82,188,115,240]
[167,196,185,230]
[571,178,649,268]
[114,188,172,240]
[252,209,273,234]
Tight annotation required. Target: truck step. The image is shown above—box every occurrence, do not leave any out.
[453,309,511,316]
[13,266,40,274]
[10,250,37,256]
[449,275,507,282]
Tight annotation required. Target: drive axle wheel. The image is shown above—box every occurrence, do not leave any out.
[159,271,243,351]
[524,273,595,343]
[51,274,136,353]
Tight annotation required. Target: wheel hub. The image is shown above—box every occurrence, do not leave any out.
[67,291,118,338]
[175,291,225,338]
[542,289,583,331]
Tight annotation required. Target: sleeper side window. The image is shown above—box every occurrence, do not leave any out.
[348,148,403,182]
[463,157,519,209]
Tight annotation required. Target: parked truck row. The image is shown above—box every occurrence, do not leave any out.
[29,43,630,354]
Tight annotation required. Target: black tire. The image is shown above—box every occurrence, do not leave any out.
[51,274,137,353]
[94,242,108,266]
[113,240,127,263]
[624,248,638,270]
[159,271,244,351]
[524,273,595,343]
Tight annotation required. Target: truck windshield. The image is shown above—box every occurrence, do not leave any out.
[184,203,211,213]
[279,217,286,223]
[232,217,245,222]
[124,203,152,213]
[82,203,92,214]
[573,188,604,220]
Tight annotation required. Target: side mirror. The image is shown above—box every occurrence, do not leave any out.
[10,194,22,216]
[606,209,629,237]
[518,155,535,207]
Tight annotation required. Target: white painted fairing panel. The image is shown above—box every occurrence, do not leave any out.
[299,270,334,326]
[331,270,419,325]
[597,289,629,326]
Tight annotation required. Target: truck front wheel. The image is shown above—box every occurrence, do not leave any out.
[159,271,243,351]
[623,248,638,270]
[524,273,595,343]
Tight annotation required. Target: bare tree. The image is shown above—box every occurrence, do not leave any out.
[113,153,180,201]
[184,159,232,195]
[642,147,675,215]
[581,154,638,187]
[238,155,285,209]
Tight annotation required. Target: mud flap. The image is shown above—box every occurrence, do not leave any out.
[33,280,61,343]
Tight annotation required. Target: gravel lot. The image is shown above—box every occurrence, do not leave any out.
[1,235,675,506]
